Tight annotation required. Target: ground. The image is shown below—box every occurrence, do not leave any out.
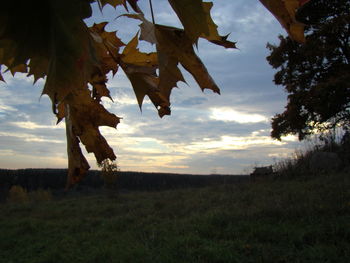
[0,172,349,262]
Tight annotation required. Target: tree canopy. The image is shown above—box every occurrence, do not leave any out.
[0,0,308,186]
[267,0,350,140]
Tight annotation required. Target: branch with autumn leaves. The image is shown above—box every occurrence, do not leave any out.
[0,0,307,187]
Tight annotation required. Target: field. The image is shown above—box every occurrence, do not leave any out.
[1,172,349,263]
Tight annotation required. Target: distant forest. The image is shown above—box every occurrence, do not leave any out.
[0,169,247,200]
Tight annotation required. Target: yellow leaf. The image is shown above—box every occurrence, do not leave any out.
[1,0,123,187]
[120,34,170,116]
[259,0,305,42]
[90,22,124,55]
[122,33,158,67]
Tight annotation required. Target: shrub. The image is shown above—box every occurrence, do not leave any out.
[99,160,119,192]
[29,189,52,202]
[273,129,349,177]
[7,185,29,203]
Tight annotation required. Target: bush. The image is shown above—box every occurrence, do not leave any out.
[7,185,29,203]
[273,129,350,177]
[7,185,52,203]
[29,189,52,202]
[99,160,119,193]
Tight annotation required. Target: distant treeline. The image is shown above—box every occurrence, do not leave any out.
[0,168,247,197]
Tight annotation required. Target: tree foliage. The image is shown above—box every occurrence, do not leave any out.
[267,0,350,140]
[0,0,306,186]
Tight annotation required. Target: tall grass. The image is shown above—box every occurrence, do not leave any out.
[7,185,52,204]
[273,129,350,177]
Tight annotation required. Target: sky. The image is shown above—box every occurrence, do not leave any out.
[0,0,304,174]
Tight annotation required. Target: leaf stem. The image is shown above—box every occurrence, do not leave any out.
[149,0,155,24]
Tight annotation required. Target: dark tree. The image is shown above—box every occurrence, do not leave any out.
[267,0,350,140]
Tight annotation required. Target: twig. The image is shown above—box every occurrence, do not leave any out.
[149,0,155,24]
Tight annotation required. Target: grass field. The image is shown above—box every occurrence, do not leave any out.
[1,173,349,263]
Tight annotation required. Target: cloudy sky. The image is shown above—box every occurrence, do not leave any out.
[0,1,303,174]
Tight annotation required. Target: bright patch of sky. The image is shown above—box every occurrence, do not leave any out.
[0,0,306,174]
[210,107,268,123]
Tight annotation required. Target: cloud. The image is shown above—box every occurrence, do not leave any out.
[9,121,64,130]
[210,107,268,123]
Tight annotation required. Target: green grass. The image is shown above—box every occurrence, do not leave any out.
[1,173,349,263]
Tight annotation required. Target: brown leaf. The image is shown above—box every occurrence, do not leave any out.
[42,4,97,104]
[64,88,120,163]
[120,14,157,44]
[156,47,185,102]
[89,23,125,103]
[27,56,49,83]
[259,0,305,42]
[9,64,27,76]
[90,74,111,100]
[119,15,186,104]
[201,2,237,49]
[100,0,141,13]
[126,0,142,13]
[125,72,170,116]
[65,104,90,188]
[100,0,125,8]
[56,102,66,124]
[90,22,125,56]
[0,68,3,82]
[120,33,170,116]
[155,25,220,95]
[1,1,123,187]
[168,0,209,42]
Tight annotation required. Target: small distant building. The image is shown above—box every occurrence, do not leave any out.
[250,166,273,180]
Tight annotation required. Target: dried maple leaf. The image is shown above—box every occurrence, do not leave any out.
[65,104,90,188]
[156,46,186,104]
[126,0,142,13]
[100,0,125,8]
[120,33,170,116]
[119,13,225,113]
[121,33,157,67]
[155,25,220,95]
[100,0,141,13]
[89,22,125,101]
[64,89,120,163]
[1,1,124,187]
[0,0,245,188]
[259,0,305,42]
[0,66,3,81]
[119,14,157,44]
[168,0,209,42]
[201,2,237,49]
